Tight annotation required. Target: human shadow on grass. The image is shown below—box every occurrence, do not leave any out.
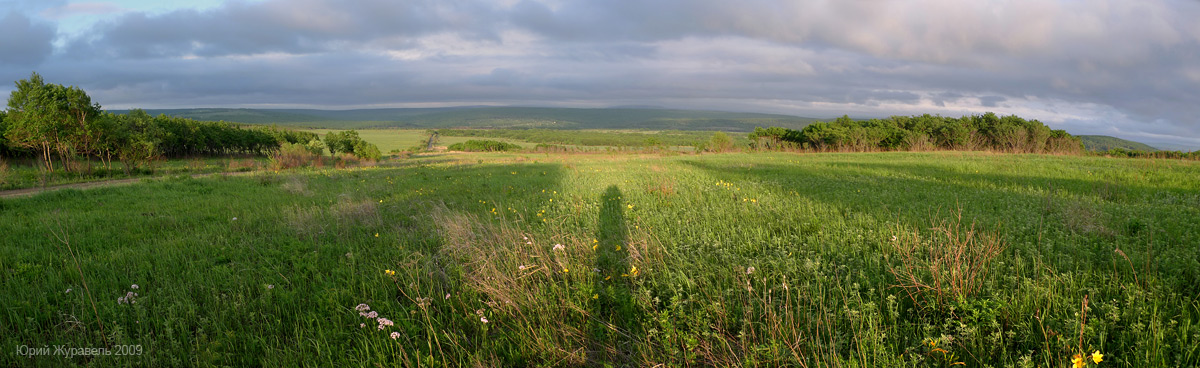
[588,185,640,365]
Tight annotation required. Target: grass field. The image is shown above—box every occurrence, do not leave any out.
[2,151,1198,366]
[302,129,536,153]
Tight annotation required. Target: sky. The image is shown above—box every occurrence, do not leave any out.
[2,0,1199,149]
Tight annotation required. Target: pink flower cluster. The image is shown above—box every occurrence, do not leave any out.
[356,303,397,333]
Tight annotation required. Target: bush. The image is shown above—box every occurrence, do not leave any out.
[708,132,734,152]
[447,140,522,152]
[270,143,319,170]
[352,140,382,160]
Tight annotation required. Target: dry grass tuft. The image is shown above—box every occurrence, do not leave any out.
[280,175,310,195]
[889,209,1006,306]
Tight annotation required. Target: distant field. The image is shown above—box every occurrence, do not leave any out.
[1079,135,1160,151]
[301,129,535,153]
[119,106,819,131]
[3,151,1197,366]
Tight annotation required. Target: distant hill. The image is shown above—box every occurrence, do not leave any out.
[110,107,819,132]
[1077,135,1159,152]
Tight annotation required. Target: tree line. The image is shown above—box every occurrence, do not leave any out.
[749,113,1084,154]
[0,73,383,175]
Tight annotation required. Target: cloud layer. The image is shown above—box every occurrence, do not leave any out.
[3,0,1199,148]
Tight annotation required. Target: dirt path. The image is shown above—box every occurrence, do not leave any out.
[0,171,257,199]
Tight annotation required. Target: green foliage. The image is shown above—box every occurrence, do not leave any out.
[707,131,734,152]
[447,139,523,152]
[303,139,327,156]
[352,140,382,160]
[754,113,1085,153]
[323,130,382,159]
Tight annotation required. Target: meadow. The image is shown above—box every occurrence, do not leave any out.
[1,151,1198,367]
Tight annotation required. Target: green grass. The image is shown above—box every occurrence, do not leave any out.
[2,152,1198,366]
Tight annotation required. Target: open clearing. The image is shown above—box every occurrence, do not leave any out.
[2,152,1198,366]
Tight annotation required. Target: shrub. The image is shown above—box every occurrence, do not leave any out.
[269,142,319,170]
[447,140,522,152]
[352,141,382,160]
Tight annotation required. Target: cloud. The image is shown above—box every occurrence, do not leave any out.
[6,0,1198,149]
[0,12,56,66]
[39,2,125,19]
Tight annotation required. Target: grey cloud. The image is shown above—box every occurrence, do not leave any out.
[67,0,503,59]
[0,12,55,66]
[979,96,1006,108]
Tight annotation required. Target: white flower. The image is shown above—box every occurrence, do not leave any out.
[65,288,72,294]
[359,323,365,328]
[130,284,139,290]
[267,284,274,290]
[746,266,756,275]
[444,293,450,300]
[890,235,898,242]
[232,217,237,221]
[480,317,489,323]
[390,332,401,340]
[365,311,378,319]
[355,303,370,312]
[377,318,394,330]
[553,243,565,251]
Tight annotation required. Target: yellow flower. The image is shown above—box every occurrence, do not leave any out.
[627,204,633,209]
[374,233,379,237]
[593,244,598,250]
[1092,351,1103,364]
[385,269,395,276]
[592,294,598,299]
[1072,354,1085,368]
[563,268,568,273]
[593,239,598,243]
[604,275,611,280]
[630,266,639,277]
[615,245,621,251]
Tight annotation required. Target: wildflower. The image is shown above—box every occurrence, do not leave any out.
[385,269,396,276]
[365,311,378,319]
[390,331,401,340]
[563,268,569,273]
[267,284,274,290]
[1092,351,1103,364]
[65,288,72,294]
[444,293,450,300]
[375,233,379,237]
[553,243,565,251]
[891,235,898,242]
[360,323,365,328]
[593,244,598,250]
[232,217,237,221]
[615,245,621,251]
[481,316,489,323]
[131,284,139,290]
[605,275,611,280]
[746,266,756,275]
[1072,354,1085,368]
[630,266,639,277]
[627,204,633,209]
[377,318,394,330]
[355,303,370,312]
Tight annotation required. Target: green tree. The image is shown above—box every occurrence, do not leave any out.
[709,132,734,152]
[4,72,102,172]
